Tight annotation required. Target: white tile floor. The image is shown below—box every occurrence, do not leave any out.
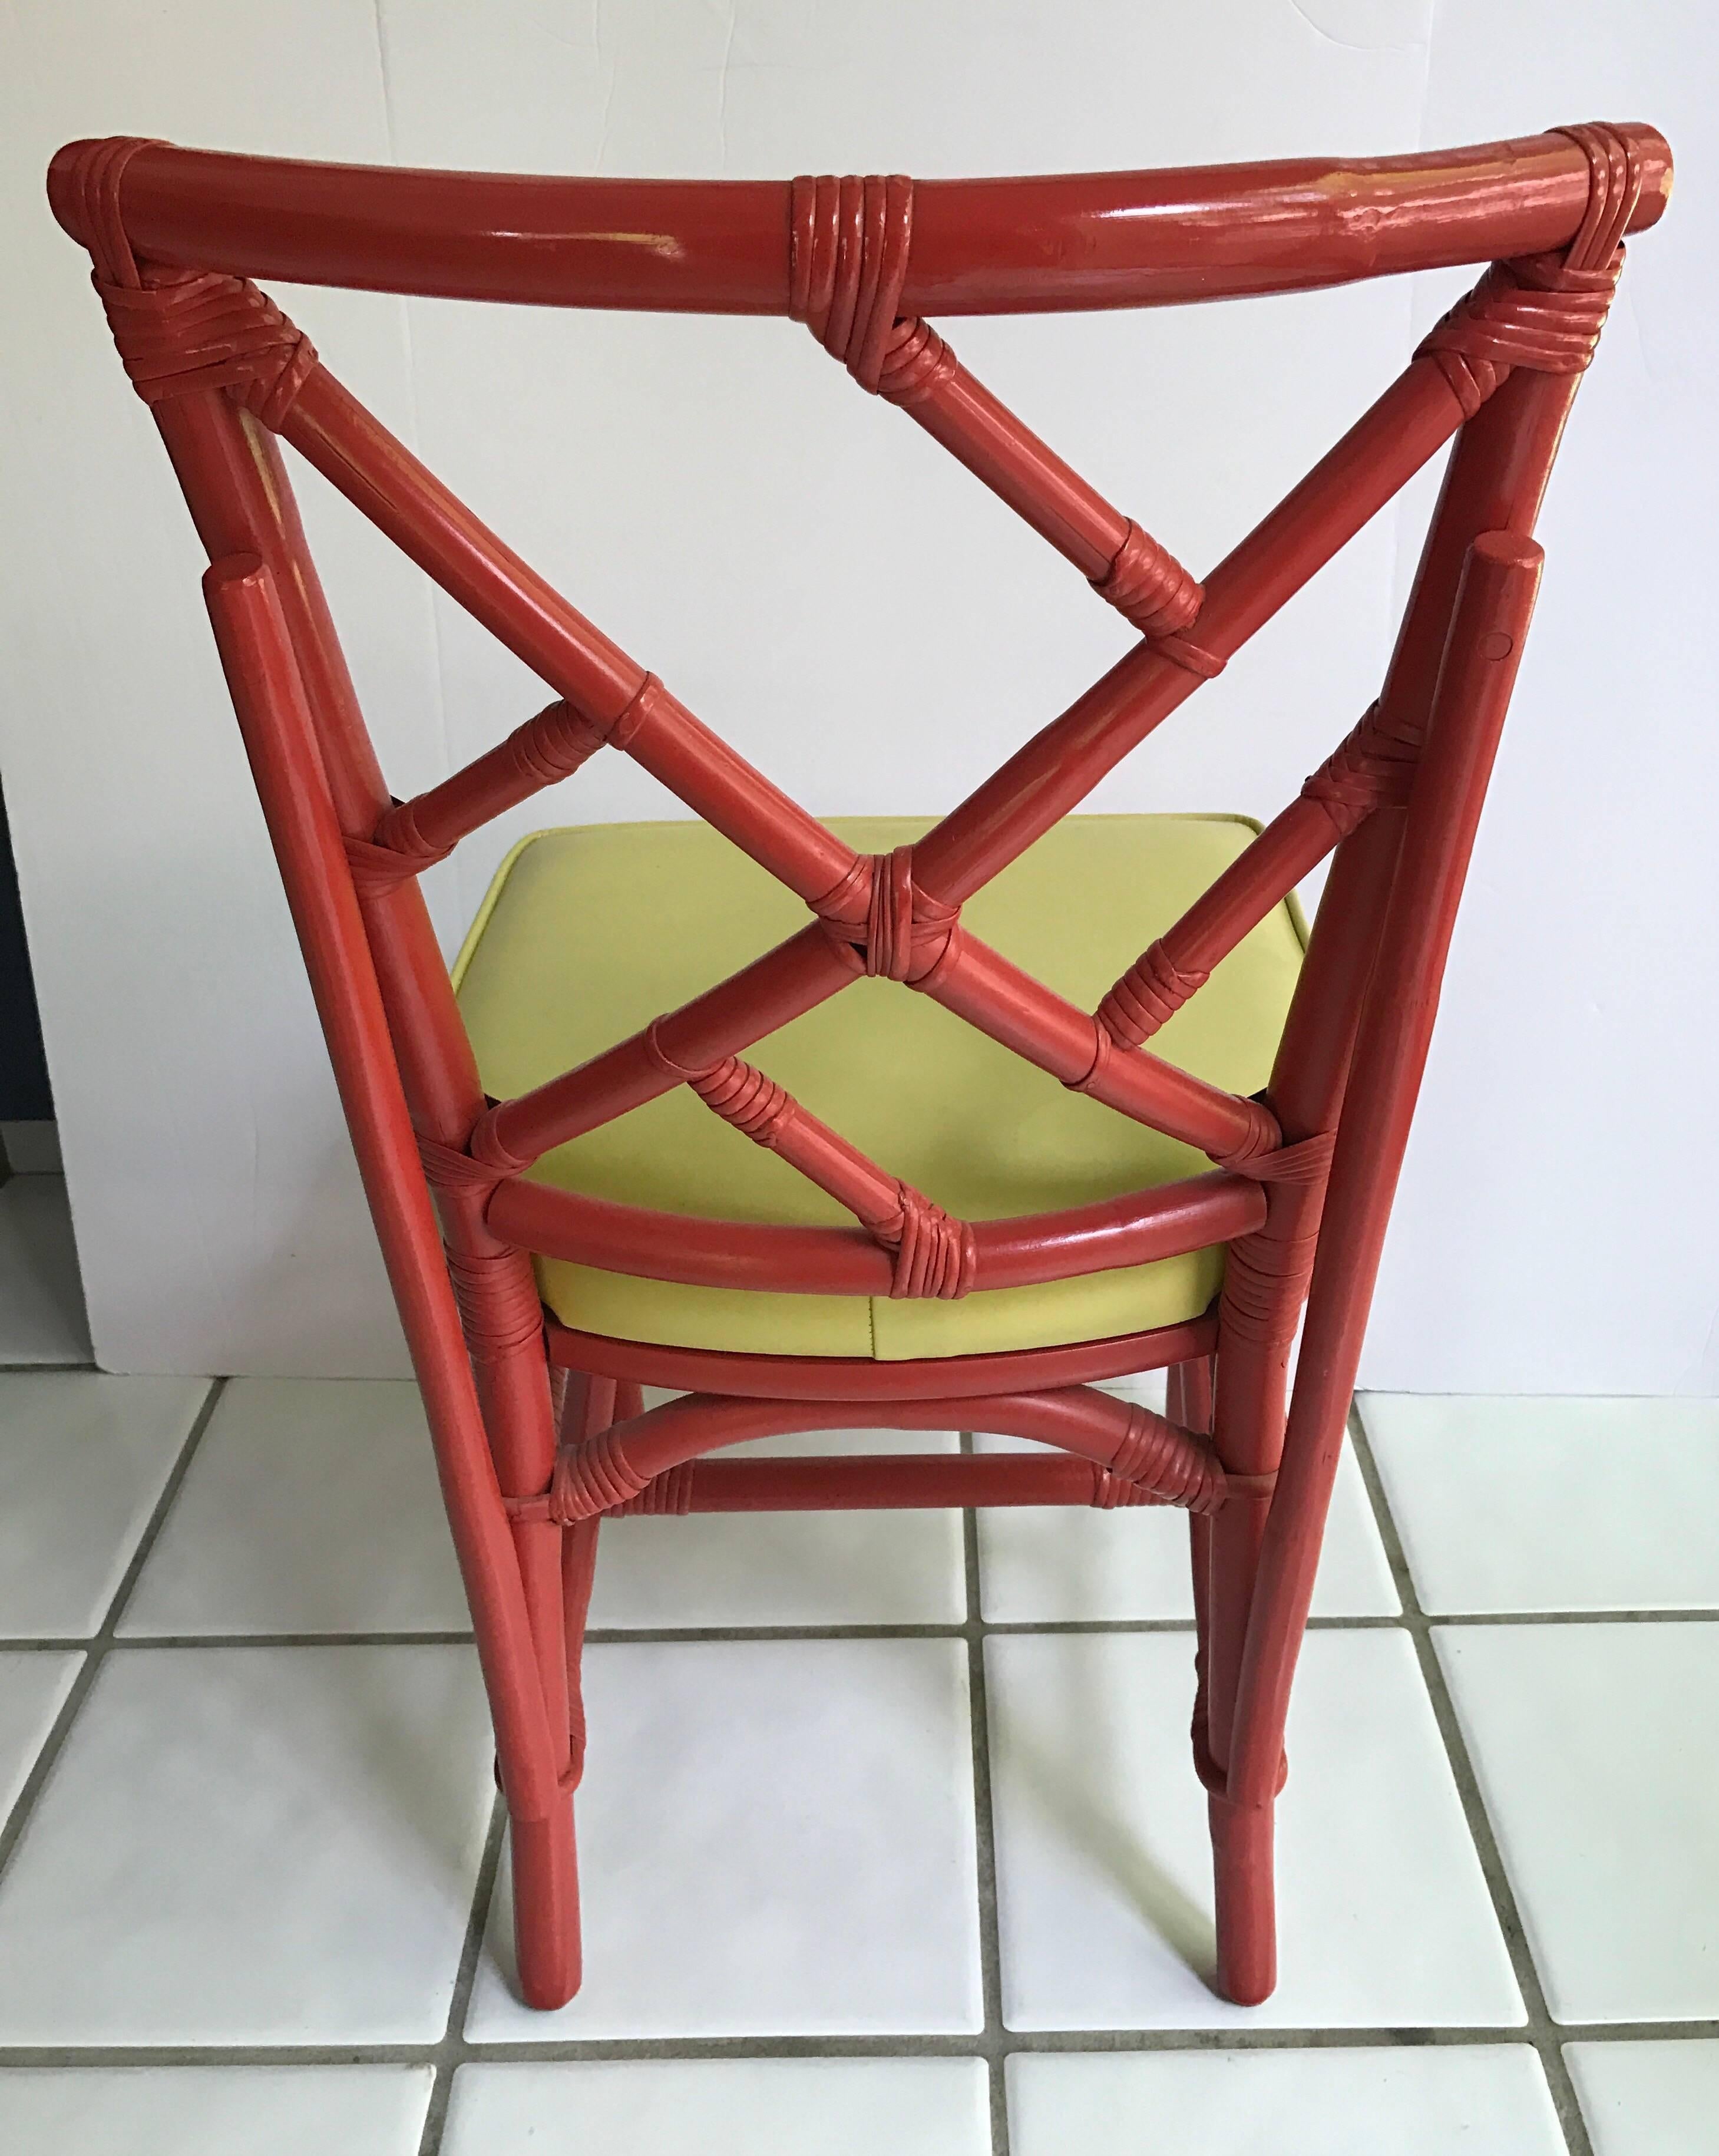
[0,1180,1714,2150]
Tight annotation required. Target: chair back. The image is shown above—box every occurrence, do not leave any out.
[48,124,1665,1505]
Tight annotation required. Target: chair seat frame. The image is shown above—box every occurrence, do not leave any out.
[51,120,1669,2010]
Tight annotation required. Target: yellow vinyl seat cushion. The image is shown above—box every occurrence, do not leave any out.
[452,815,1303,1361]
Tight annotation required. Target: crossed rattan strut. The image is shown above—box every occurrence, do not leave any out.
[51,121,1670,2011]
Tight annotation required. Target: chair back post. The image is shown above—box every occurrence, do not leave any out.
[141,349,568,1778]
[194,547,561,1820]
[1232,527,1549,1825]
[1199,344,1593,1772]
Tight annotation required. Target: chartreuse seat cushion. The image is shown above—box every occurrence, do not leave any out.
[452,815,1303,1362]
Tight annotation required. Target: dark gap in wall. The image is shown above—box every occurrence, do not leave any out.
[0,776,53,1138]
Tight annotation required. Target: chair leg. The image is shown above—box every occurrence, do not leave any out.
[510,1795,581,2009]
[504,1369,614,2010]
[1201,1293,1294,2005]
[1204,1478,1278,2005]
[1172,1351,1280,2000]
[1168,1357,1216,1778]
[1209,1791,1276,2005]
[1203,1502,1282,2005]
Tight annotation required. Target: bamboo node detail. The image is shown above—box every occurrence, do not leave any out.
[1416,121,1641,416]
[689,1057,795,1145]
[94,265,317,429]
[790,172,915,391]
[1302,701,1423,838]
[873,1183,976,1300]
[877,315,957,405]
[812,848,960,981]
[1109,1402,1228,1514]
[1097,940,1209,1048]
[444,1248,547,1362]
[603,1461,697,1516]
[550,1427,653,1522]
[1095,521,1205,638]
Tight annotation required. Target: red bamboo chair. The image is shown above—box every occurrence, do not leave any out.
[49,123,1670,2010]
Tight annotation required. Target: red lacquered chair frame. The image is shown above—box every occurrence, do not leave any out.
[49,121,1669,2010]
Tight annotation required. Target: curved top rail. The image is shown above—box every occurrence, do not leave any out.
[49,124,1669,317]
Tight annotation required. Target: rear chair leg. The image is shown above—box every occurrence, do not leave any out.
[1205,1459,1280,2008]
[509,1798,581,2010]
[1168,1356,1216,1772]
[1208,1795,1277,2005]
[507,1370,620,2008]
[1172,1351,1278,2001]
[1201,1265,1298,2008]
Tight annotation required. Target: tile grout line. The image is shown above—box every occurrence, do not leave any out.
[0,1376,227,1888]
[1346,1406,1596,2156]
[8,1604,1719,1656]
[415,1791,508,2156]
[9,1603,1719,1656]
[0,2019,1714,2071]
[960,1434,1013,2156]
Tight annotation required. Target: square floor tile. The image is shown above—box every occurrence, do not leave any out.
[590,1425,966,1629]
[0,1650,81,1821]
[1007,2046,1563,2154]
[467,1636,982,2036]
[977,1436,1396,1623]
[987,1626,1520,2028]
[0,1373,208,1636]
[0,1177,91,1364]
[0,2065,433,2155]
[442,2059,990,2155]
[1437,1623,1719,2023]
[0,1645,494,2043]
[120,1379,470,1637]
[1565,2039,1719,2156]
[1362,1395,1719,1613]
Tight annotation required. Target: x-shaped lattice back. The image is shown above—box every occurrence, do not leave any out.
[62,124,1643,1315]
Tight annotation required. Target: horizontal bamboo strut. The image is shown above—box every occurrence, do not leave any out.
[537,1451,1197,1514]
[507,1386,1236,1524]
[56,116,1662,2019]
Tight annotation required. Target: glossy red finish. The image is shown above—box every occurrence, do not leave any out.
[514,1385,1226,1524]
[49,127,1668,314]
[491,1169,1263,1300]
[602,1451,1187,1512]
[52,119,1664,2015]
[543,1312,1221,1402]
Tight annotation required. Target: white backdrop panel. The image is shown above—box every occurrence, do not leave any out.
[0,1,1709,1389]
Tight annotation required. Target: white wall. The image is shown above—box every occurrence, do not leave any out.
[1,1,1713,1391]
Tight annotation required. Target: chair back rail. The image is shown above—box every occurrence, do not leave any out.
[51,126,1668,312]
